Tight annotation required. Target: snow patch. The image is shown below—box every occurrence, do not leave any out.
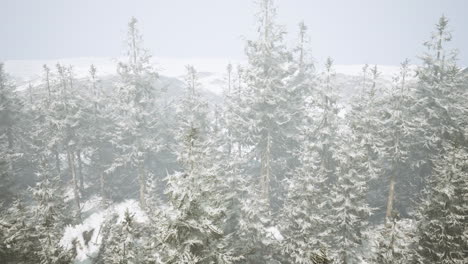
[60,199,148,263]
[266,226,284,241]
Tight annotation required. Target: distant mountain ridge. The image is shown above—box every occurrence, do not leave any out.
[4,57,414,104]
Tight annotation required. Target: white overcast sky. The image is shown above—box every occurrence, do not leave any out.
[1,0,467,66]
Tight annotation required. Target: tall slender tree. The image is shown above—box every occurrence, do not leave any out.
[111,17,162,208]
[162,66,234,263]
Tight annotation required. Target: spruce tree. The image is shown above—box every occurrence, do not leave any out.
[242,0,293,207]
[281,58,343,263]
[413,143,468,263]
[102,210,143,264]
[0,63,23,202]
[161,66,233,263]
[412,15,466,186]
[111,17,162,208]
[30,160,74,264]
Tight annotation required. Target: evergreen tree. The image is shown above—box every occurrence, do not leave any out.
[412,143,468,263]
[412,15,466,186]
[0,63,24,202]
[161,66,233,263]
[1,160,73,263]
[0,198,37,263]
[102,210,143,264]
[329,133,372,264]
[86,64,114,204]
[30,160,74,264]
[347,64,383,183]
[281,58,342,263]
[379,60,419,220]
[111,17,162,208]
[372,213,414,264]
[242,0,293,206]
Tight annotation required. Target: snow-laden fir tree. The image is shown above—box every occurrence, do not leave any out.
[371,212,415,264]
[29,159,74,264]
[161,65,234,263]
[412,16,466,186]
[410,17,468,263]
[102,209,144,264]
[0,198,37,262]
[329,132,372,264]
[34,64,63,178]
[0,159,74,263]
[55,63,84,221]
[216,62,277,263]
[32,63,83,220]
[111,17,162,208]
[379,60,419,221]
[412,143,468,263]
[242,0,293,207]
[282,21,317,177]
[347,64,383,184]
[280,58,340,264]
[0,63,24,202]
[85,64,115,205]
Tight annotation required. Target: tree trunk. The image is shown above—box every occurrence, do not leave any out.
[76,150,84,192]
[67,148,81,221]
[261,131,271,202]
[100,171,106,205]
[138,164,147,209]
[385,173,396,223]
[55,149,61,178]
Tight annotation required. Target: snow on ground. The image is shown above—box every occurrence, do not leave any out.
[266,226,284,241]
[60,198,147,263]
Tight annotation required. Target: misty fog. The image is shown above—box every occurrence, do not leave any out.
[1,1,467,263]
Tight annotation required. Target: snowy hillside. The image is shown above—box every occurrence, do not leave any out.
[60,198,147,263]
[4,57,409,96]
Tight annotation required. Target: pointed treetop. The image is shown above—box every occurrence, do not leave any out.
[129,16,138,29]
[436,15,450,37]
[89,64,97,76]
[325,57,334,72]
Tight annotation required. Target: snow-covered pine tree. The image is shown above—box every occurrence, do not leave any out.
[216,62,272,263]
[280,58,341,264]
[0,63,24,202]
[35,64,63,178]
[347,64,383,183]
[242,0,293,207]
[1,157,74,263]
[29,159,74,264]
[379,60,419,221]
[85,64,114,205]
[412,143,468,263]
[102,209,144,264]
[162,65,234,263]
[412,15,466,186]
[371,212,415,264]
[55,63,83,221]
[111,17,162,208]
[283,21,317,179]
[281,143,331,264]
[0,198,37,262]
[329,131,372,264]
[410,17,468,263]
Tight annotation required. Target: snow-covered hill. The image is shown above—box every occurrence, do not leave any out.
[4,57,411,97]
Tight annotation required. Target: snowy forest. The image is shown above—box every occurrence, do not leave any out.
[1,0,468,263]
